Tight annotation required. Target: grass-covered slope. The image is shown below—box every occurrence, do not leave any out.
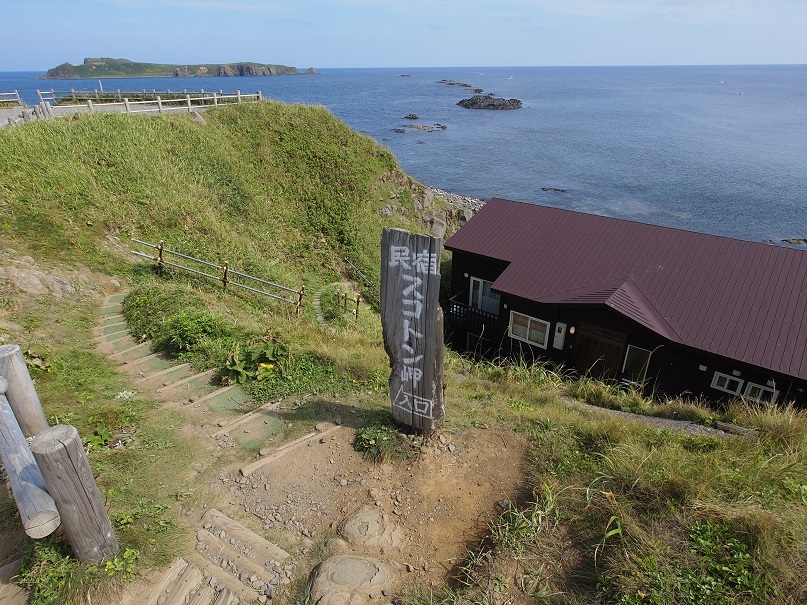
[0,102,424,291]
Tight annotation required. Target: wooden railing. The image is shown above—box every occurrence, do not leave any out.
[37,88,261,107]
[131,239,305,313]
[0,90,23,106]
[2,89,262,128]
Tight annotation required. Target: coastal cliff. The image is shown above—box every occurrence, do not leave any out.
[42,57,315,79]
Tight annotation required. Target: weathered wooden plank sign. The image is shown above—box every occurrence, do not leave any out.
[381,228,444,432]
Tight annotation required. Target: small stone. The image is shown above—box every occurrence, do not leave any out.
[218,420,229,427]
[382,590,390,597]
[447,444,456,452]
[258,595,268,603]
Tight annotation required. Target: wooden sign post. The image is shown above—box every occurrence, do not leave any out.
[381,228,444,432]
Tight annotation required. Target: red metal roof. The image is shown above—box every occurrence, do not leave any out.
[444,198,807,380]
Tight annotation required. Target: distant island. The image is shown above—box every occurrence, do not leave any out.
[41,57,317,79]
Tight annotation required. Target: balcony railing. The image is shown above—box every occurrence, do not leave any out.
[446,294,500,338]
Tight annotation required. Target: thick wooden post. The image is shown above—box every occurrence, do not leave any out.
[30,425,119,562]
[0,377,61,539]
[381,228,444,432]
[0,344,49,436]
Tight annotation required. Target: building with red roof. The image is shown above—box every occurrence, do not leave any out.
[444,198,807,405]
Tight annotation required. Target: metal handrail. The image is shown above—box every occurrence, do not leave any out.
[131,239,304,310]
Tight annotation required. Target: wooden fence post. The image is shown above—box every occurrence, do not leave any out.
[123,98,130,114]
[156,96,163,114]
[0,377,61,539]
[87,99,93,113]
[185,93,192,111]
[237,90,242,103]
[0,344,49,437]
[31,425,119,562]
[257,90,262,101]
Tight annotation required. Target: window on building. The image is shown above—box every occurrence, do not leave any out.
[509,311,550,348]
[711,372,743,395]
[622,345,652,384]
[469,277,500,315]
[743,382,778,405]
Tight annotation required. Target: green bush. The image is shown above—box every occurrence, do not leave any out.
[152,308,227,356]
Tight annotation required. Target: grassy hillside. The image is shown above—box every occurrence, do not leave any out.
[0,102,425,292]
[0,103,804,605]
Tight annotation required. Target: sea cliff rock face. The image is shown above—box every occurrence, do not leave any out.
[457,95,522,110]
[217,64,299,76]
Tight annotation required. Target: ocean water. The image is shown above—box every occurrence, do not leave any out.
[2,65,805,243]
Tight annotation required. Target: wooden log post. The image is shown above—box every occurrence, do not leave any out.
[156,96,163,114]
[123,98,130,113]
[0,344,49,436]
[31,425,119,562]
[380,228,445,432]
[0,377,61,539]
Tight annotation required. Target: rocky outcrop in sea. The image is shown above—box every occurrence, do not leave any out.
[457,95,522,110]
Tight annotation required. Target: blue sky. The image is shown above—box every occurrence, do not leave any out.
[4,0,806,71]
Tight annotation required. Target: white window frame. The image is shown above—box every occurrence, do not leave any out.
[508,311,550,349]
[711,371,743,395]
[743,382,779,405]
[622,345,652,384]
[469,276,500,315]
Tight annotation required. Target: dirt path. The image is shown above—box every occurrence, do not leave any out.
[92,294,530,604]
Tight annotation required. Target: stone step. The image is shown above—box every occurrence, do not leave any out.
[136,363,193,388]
[94,326,130,342]
[197,385,253,414]
[122,352,175,375]
[97,321,128,336]
[100,302,122,315]
[108,293,127,304]
[100,313,125,325]
[109,335,139,352]
[157,369,219,399]
[109,341,151,361]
